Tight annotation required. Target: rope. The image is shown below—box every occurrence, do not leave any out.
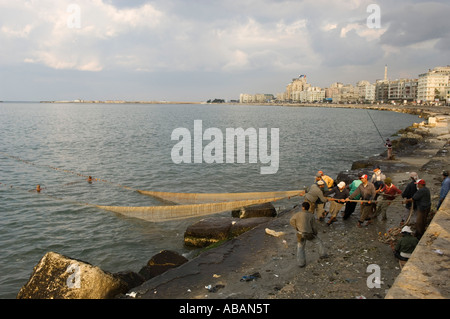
[404,205,415,225]
[326,192,404,204]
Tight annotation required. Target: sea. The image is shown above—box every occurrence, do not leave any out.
[0,102,419,298]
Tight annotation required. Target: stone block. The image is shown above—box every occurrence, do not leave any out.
[17,252,128,299]
[138,250,188,281]
[231,202,277,218]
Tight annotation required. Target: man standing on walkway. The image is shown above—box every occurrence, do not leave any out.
[345,174,376,227]
[385,138,393,160]
[437,170,450,210]
[290,202,328,267]
[404,179,431,239]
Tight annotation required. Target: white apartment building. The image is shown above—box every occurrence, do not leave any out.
[417,66,450,102]
[239,93,253,103]
[239,93,274,103]
[298,87,325,103]
[356,81,376,102]
[364,84,376,103]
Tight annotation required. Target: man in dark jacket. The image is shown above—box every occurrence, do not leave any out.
[394,226,418,261]
[401,172,418,224]
[404,179,431,239]
[304,180,328,218]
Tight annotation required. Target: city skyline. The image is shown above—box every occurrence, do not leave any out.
[241,64,450,104]
[0,0,449,102]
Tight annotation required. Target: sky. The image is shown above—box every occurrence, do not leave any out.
[0,0,449,102]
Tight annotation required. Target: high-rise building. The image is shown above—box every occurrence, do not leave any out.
[285,75,310,102]
[375,80,389,102]
[417,66,450,102]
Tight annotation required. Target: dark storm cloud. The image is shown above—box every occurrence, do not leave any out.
[379,1,450,48]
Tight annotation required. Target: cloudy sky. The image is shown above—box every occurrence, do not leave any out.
[0,0,449,102]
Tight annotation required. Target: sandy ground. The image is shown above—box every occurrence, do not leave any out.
[131,119,450,300]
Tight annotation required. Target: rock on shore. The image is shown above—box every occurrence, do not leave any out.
[17,252,129,299]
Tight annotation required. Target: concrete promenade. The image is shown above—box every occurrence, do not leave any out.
[385,196,450,298]
[262,102,450,299]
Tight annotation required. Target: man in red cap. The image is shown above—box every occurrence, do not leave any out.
[404,179,431,239]
[345,174,376,227]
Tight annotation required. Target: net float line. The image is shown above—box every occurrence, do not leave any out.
[137,189,306,204]
[96,195,299,223]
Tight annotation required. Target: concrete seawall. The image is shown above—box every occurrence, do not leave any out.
[384,109,450,299]
[385,196,450,298]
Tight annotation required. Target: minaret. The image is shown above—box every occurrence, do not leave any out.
[384,64,388,82]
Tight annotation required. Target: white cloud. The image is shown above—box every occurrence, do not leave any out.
[0,0,164,71]
[1,24,33,38]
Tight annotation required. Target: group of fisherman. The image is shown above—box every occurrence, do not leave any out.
[289,167,449,268]
[302,168,433,231]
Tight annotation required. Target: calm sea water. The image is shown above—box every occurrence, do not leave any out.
[0,102,419,298]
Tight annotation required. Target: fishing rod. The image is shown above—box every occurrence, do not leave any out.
[366,109,386,143]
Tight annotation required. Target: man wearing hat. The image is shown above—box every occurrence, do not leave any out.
[314,172,331,219]
[343,172,363,220]
[325,181,349,225]
[371,166,386,187]
[401,172,419,224]
[385,138,393,160]
[393,226,419,262]
[317,170,334,189]
[304,179,328,219]
[374,177,402,220]
[345,174,376,227]
[437,170,450,210]
[404,179,431,239]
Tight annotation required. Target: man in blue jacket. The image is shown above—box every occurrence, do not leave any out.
[437,170,450,210]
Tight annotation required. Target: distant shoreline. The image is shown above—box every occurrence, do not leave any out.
[41,100,203,104]
[5,100,449,119]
